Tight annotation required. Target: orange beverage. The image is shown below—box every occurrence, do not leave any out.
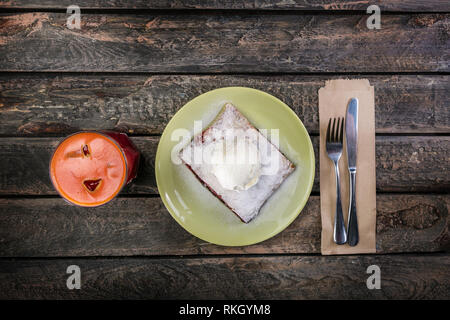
[50,131,140,207]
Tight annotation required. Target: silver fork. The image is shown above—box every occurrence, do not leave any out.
[326,117,347,245]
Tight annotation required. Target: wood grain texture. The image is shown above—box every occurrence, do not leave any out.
[0,254,449,299]
[0,13,448,72]
[1,136,449,195]
[1,74,449,136]
[1,0,449,11]
[0,195,448,257]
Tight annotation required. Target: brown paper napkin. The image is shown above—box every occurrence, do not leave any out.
[318,79,376,255]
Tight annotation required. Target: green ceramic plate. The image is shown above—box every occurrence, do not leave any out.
[155,87,315,246]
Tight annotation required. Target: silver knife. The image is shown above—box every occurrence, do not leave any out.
[346,98,359,246]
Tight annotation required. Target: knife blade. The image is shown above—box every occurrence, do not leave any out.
[346,98,358,170]
[346,98,359,246]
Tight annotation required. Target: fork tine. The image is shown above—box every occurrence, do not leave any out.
[326,118,331,142]
[339,117,344,142]
[333,118,339,142]
[332,118,336,142]
[336,117,341,142]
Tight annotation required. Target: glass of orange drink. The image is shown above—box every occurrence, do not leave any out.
[50,131,140,207]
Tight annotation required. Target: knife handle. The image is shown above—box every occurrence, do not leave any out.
[347,170,359,246]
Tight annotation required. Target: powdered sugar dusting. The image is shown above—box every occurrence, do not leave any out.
[180,103,295,223]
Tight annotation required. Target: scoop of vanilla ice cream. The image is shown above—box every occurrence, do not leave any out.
[210,136,261,191]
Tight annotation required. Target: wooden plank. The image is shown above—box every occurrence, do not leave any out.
[375,136,450,192]
[0,137,159,195]
[0,254,449,299]
[0,13,448,72]
[0,137,343,193]
[1,136,449,195]
[1,74,449,136]
[1,0,449,12]
[0,195,448,257]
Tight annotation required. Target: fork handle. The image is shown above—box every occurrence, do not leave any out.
[333,162,347,245]
[347,170,359,246]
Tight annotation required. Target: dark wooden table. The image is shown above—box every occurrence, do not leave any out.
[0,1,449,299]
